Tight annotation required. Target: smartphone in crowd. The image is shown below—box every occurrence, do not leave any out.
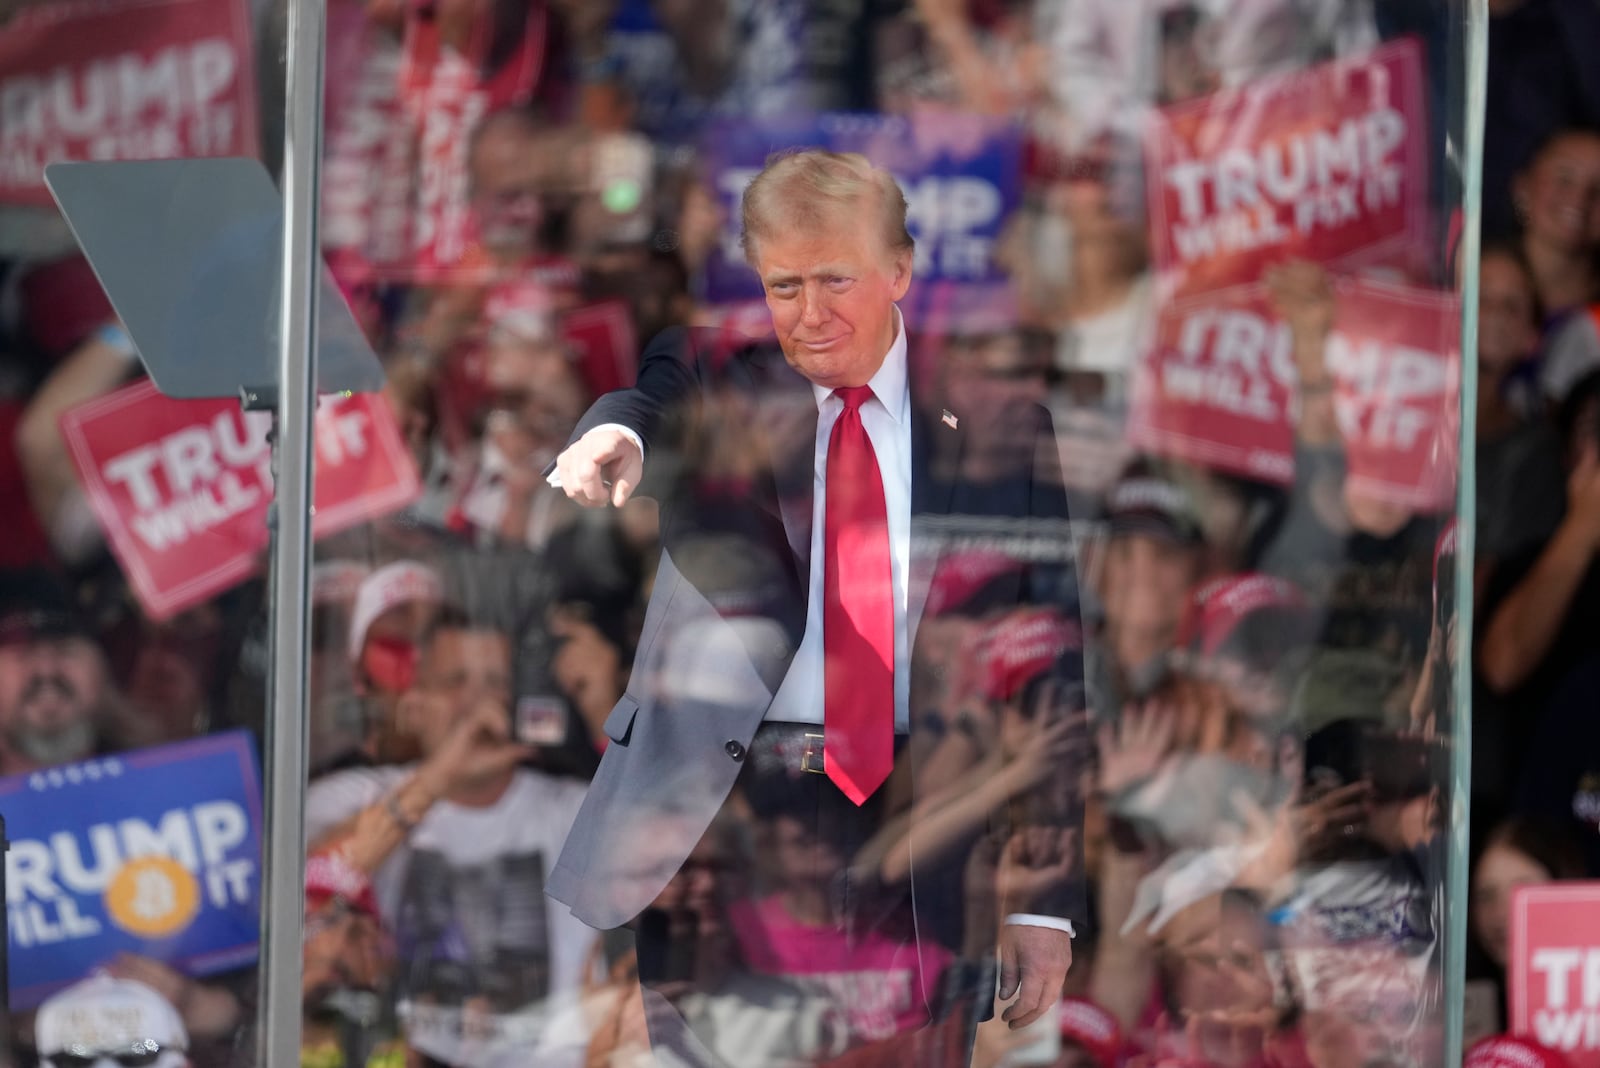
[515,695,569,747]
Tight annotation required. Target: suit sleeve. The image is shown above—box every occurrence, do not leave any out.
[565,327,703,499]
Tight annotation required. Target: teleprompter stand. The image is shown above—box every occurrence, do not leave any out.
[40,158,385,1060]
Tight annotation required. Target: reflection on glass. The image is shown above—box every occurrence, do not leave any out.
[0,0,1519,1064]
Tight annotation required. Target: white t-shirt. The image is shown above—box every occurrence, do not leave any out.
[1541,309,1600,403]
[1052,274,1155,391]
[306,766,596,1067]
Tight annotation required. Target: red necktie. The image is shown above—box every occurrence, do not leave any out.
[823,386,895,805]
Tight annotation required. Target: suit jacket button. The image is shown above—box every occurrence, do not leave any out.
[724,740,746,761]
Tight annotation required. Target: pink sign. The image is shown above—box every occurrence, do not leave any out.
[0,0,259,206]
[1130,277,1459,510]
[61,383,420,620]
[1333,279,1460,511]
[1511,883,1600,1066]
[1144,39,1431,296]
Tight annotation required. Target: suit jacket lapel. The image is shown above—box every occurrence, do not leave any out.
[908,401,965,634]
[750,351,969,628]
[750,349,817,585]
[911,402,961,519]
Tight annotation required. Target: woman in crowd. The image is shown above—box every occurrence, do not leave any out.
[1468,816,1587,1030]
[1512,128,1600,320]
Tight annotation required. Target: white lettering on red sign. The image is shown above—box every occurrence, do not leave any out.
[100,401,371,553]
[1164,108,1407,268]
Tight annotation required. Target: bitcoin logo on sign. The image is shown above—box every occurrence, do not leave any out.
[105,857,200,938]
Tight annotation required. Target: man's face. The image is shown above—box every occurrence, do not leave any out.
[608,808,709,921]
[303,901,393,1002]
[1100,533,1199,668]
[1520,133,1600,253]
[754,211,912,391]
[120,607,219,738]
[484,336,590,450]
[469,124,575,258]
[939,333,1058,478]
[1476,252,1538,374]
[770,814,845,886]
[652,830,738,943]
[412,629,512,755]
[0,635,105,765]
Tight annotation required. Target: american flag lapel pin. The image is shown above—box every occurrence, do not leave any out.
[941,409,959,429]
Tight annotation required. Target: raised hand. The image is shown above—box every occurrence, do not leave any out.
[1004,713,1084,795]
[1265,259,1337,372]
[996,826,1078,912]
[419,697,535,795]
[1097,701,1176,796]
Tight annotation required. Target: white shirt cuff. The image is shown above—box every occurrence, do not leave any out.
[545,424,645,488]
[1005,913,1076,939]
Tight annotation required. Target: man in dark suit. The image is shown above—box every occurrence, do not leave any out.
[546,149,1083,1065]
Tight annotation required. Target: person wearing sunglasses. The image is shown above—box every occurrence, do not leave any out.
[35,972,189,1068]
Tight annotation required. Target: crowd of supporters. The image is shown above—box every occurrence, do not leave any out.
[3,0,1600,1065]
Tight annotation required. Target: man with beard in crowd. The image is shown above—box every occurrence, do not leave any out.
[0,571,133,775]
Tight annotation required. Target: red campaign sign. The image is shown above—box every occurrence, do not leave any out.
[61,382,420,621]
[1330,279,1460,511]
[1144,39,1430,296]
[0,0,259,207]
[400,5,548,278]
[322,14,415,275]
[1129,284,1299,486]
[561,301,639,395]
[1130,277,1459,510]
[322,3,550,282]
[1511,883,1600,1065]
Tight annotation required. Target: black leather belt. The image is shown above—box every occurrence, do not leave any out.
[747,722,909,778]
[749,722,829,777]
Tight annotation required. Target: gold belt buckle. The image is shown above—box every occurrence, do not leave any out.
[800,732,826,775]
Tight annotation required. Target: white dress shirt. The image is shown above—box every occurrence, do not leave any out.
[764,313,913,732]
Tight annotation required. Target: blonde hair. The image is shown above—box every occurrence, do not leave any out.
[740,149,914,265]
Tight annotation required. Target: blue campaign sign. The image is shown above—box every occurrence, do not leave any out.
[1,730,263,1009]
[700,111,1023,325]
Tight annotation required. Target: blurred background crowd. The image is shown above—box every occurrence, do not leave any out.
[1,0,1600,1066]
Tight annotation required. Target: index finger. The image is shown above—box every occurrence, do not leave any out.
[568,448,612,500]
[469,698,514,739]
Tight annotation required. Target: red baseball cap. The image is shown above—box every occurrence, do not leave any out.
[1176,573,1310,659]
[305,851,380,920]
[1465,1036,1572,1068]
[980,609,1081,701]
[1058,997,1124,1068]
[926,550,1022,618]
